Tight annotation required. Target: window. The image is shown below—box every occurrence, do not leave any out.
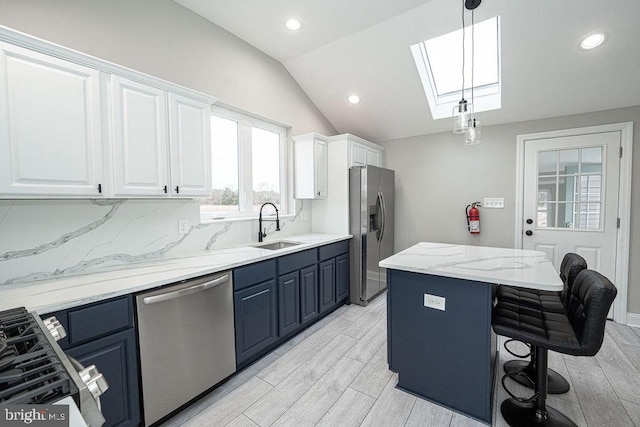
[200,107,288,219]
[410,16,501,120]
[535,146,604,230]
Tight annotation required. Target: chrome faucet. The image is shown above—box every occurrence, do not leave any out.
[258,202,280,242]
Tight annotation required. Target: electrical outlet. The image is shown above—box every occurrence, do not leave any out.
[483,197,504,209]
[178,219,189,235]
[424,293,446,311]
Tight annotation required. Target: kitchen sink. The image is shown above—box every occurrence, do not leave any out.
[253,240,301,250]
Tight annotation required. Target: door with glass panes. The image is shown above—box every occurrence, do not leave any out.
[522,131,620,315]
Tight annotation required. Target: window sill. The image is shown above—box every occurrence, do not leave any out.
[200,213,297,225]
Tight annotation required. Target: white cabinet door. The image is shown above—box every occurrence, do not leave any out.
[313,139,328,198]
[350,142,366,167]
[294,134,328,199]
[366,147,381,167]
[168,94,212,197]
[0,42,104,196]
[111,76,169,196]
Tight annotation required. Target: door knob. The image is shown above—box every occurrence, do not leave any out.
[525,230,533,236]
[526,219,533,224]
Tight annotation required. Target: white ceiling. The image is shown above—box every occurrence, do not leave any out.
[176,0,640,143]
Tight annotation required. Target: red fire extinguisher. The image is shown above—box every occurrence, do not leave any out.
[466,202,481,234]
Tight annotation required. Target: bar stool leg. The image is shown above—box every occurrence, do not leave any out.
[501,347,577,427]
[504,345,570,394]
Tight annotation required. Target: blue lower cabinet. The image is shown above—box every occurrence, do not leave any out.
[66,329,140,427]
[319,258,336,314]
[300,265,319,325]
[43,297,140,427]
[278,272,301,337]
[336,253,350,302]
[234,279,278,365]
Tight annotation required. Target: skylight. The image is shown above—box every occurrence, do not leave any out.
[411,16,501,120]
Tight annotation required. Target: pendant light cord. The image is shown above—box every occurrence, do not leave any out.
[461,0,465,101]
[471,7,475,118]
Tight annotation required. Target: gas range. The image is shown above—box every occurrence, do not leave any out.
[0,307,107,426]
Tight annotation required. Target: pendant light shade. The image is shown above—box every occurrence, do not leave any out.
[452,99,471,133]
[464,118,481,145]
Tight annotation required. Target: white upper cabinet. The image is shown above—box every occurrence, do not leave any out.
[0,27,216,199]
[293,133,328,199]
[168,93,212,197]
[350,142,367,167]
[366,147,382,167]
[111,76,169,196]
[0,41,104,196]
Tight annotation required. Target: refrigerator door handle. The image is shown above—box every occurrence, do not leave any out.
[378,190,386,243]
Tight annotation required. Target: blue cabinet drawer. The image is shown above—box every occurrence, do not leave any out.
[278,248,317,275]
[233,259,276,291]
[45,296,134,349]
[319,240,349,261]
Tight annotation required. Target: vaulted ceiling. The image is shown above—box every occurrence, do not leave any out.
[176,0,640,142]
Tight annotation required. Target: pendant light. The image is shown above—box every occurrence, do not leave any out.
[452,0,470,134]
[464,1,482,145]
[453,0,482,143]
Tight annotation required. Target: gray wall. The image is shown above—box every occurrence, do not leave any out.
[381,106,640,314]
[0,0,336,136]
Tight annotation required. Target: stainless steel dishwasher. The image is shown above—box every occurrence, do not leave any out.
[136,270,236,426]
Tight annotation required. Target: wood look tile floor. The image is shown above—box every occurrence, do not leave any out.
[163,294,640,427]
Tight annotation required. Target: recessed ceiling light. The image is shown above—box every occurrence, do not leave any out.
[347,94,361,105]
[285,18,302,31]
[580,32,606,50]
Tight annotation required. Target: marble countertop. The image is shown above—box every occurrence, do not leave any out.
[0,234,350,314]
[379,242,563,291]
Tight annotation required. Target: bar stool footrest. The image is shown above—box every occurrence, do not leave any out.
[504,360,570,394]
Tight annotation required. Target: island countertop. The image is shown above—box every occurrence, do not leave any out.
[379,242,563,291]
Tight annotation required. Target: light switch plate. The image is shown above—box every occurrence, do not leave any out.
[424,293,446,311]
[483,197,504,209]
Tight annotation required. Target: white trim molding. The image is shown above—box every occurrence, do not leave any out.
[515,122,633,325]
[627,313,640,329]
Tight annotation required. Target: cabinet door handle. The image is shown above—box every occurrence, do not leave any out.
[175,186,180,194]
[163,185,168,194]
[143,274,229,305]
[317,191,321,196]
[97,184,102,193]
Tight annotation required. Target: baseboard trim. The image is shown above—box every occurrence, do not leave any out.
[626,312,640,328]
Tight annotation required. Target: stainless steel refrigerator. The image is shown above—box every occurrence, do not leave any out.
[349,165,395,306]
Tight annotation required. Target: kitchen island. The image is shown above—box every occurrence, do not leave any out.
[380,242,563,425]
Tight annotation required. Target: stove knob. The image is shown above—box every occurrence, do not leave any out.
[42,316,67,341]
[79,365,109,399]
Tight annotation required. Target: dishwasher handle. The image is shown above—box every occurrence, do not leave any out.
[143,274,229,305]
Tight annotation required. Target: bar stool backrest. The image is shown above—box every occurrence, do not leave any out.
[559,253,588,307]
[565,269,617,356]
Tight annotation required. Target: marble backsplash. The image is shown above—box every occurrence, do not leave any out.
[0,199,311,285]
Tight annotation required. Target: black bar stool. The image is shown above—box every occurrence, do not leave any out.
[496,253,587,394]
[493,269,616,427]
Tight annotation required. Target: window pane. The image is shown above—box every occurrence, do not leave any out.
[558,175,577,203]
[538,175,556,202]
[581,147,602,173]
[537,202,556,228]
[558,149,579,175]
[578,203,601,230]
[202,116,239,214]
[538,150,557,175]
[423,16,499,95]
[252,127,280,212]
[557,203,576,228]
